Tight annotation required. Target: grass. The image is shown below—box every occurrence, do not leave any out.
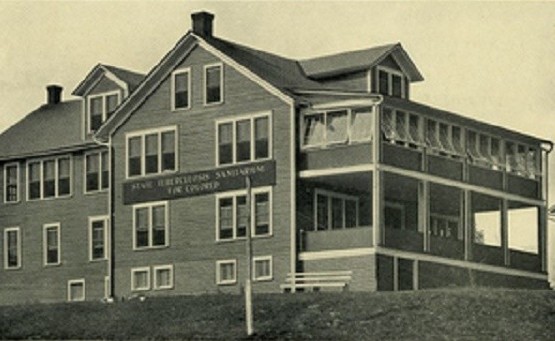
[0,289,554,340]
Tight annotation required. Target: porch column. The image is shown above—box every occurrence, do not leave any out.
[539,206,547,272]
[419,181,429,252]
[372,103,382,246]
[501,199,509,266]
[464,190,472,261]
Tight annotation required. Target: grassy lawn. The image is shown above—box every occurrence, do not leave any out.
[0,289,554,340]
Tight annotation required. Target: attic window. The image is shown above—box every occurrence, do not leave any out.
[204,63,223,105]
[171,68,190,111]
[88,91,121,133]
[376,66,406,98]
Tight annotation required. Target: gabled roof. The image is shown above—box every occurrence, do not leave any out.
[299,43,424,82]
[72,64,145,96]
[0,100,95,160]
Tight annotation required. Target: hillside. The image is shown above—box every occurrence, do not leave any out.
[0,289,554,340]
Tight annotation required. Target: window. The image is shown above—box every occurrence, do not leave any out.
[216,259,236,285]
[88,91,120,132]
[216,188,272,241]
[314,189,359,231]
[430,214,460,240]
[3,227,21,269]
[131,267,151,291]
[126,127,177,178]
[376,67,406,98]
[153,265,174,290]
[85,150,109,193]
[171,68,191,110]
[27,156,72,200]
[302,107,373,148]
[133,201,168,249]
[4,163,19,203]
[89,217,107,261]
[204,63,223,105]
[384,202,406,230]
[506,141,539,179]
[67,279,85,302]
[217,113,271,166]
[466,131,504,169]
[253,256,272,281]
[381,108,423,147]
[43,223,60,266]
[425,119,463,156]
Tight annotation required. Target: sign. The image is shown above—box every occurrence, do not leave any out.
[123,160,276,205]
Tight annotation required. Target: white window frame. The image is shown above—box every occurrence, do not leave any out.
[3,162,19,203]
[3,227,21,270]
[376,66,406,98]
[171,67,191,111]
[88,215,108,261]
[125,126,178,179]
[253,255,273,282]
[131,266,151,291]
[26,155,73,201]
[313,189,359,231]
[67,279,86,302]
[216,259,237,285]
[215,111,272,166]
[301,107,374,149]
[381,108,425,147]
[425,118,464,157]
[132,201,169,250]
[153,264,174,290]
[43,223,61,266]
[505,140,540,179]
[87,90,121,133]
[84,150,109,194]
[215,186,273,241]
[204,62,224,106]
[429,213,461,240]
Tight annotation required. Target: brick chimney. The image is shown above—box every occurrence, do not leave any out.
[46,85,62,105]
[191,11,214,38]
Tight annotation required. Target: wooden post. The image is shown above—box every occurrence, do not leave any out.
[245,176,254,336]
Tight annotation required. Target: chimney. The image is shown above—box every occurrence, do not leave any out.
[191,11,214,38]
[46,85,62,105]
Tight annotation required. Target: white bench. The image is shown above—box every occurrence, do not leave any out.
[280,271,353,292]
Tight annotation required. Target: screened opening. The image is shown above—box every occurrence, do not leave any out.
[429,183,463,260]
[471,192,503,266]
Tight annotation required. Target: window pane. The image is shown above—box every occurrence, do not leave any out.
[106,94,119,117]
[206,65,222,104]
[156,268,171,288]
[174,72,189,109]
[426,120,441,150]
[128,137,142,177]
[6,230,18,267]
[395,111,408,142]
[326,110,348,144]
[134,271,148,289]
[254,117,269,159]
[331,197,343,229]
[392,74,402,97]
[92,220,105,260]
[135,207,149,247]
[58,158,70,196]
[345,200,357,228]
[490,138,502,168]
[236,120,251,162]
[451,126,464,155]
[145,134,159,174]
[255,259,270,279]
[5,165,18,202]
[152,205,166,246]
[69,282,84,301]
[351,108,372,141]
[378,70,389,95]
[316,194,328,231]
[220,262,235,282]
[29,162,41,199]
[408,114,421,145]
[381,108,396,141]
[46,227,59,264]
[218,123,233,165]
[90,97,103,131]
[86,154,99,192]
[219,198,233,239]
[101,151,109,189]
[43,160,56,198]
[526,148,538,178]
[161,131,176,171]
[236,196,247,238]
[303,113,325,146]
[255,192,269,236]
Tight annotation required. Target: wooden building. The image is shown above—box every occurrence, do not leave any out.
[0,11,551,304]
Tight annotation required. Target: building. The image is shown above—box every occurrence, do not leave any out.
[0,12,551,304]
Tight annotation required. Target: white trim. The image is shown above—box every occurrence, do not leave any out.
[313,188,359,231]
[131,266,151,291]
[67,279,86,302]
[216,259,237,285]
[376,246,548,281]
[195,36,294,106]
[253,255,273,281]
[3,227,21,270]
[289,104,297,292]
[26,154,73,201]
[88,215,108,262]
[299,164,375,178]
[311,98,380,110]
[376,65,406,98]
[3,161,19,204]
[84,149,109,194]
[87,90,121,134]
[170,67,192,111]
[215,186,273,241]
[153,264,174,290]
[43,223,61,266]
[125,125,178,179]
[215,111,272,167]
[101,67,130,97]
[300,247,376,261]
[132,201,169,250]
[203,62,224,106]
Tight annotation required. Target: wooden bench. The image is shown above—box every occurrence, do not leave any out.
[280,271,353,292]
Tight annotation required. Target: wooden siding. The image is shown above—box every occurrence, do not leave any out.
[89,76,123,95]
[300,143,372,171]
[111,45,293,298]
[303,254,377,291]
[0,149,109,304]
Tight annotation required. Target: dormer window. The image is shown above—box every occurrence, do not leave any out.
[88,91,121,133]
[376,66,406,98]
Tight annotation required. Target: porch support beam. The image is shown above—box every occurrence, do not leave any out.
[372,103,382,247]
[464,190,472,261]
[501,199,509,266]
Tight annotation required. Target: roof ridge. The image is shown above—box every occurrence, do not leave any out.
[300,42,399,62]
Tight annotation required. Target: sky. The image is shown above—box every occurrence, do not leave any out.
[0,1,554,277]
